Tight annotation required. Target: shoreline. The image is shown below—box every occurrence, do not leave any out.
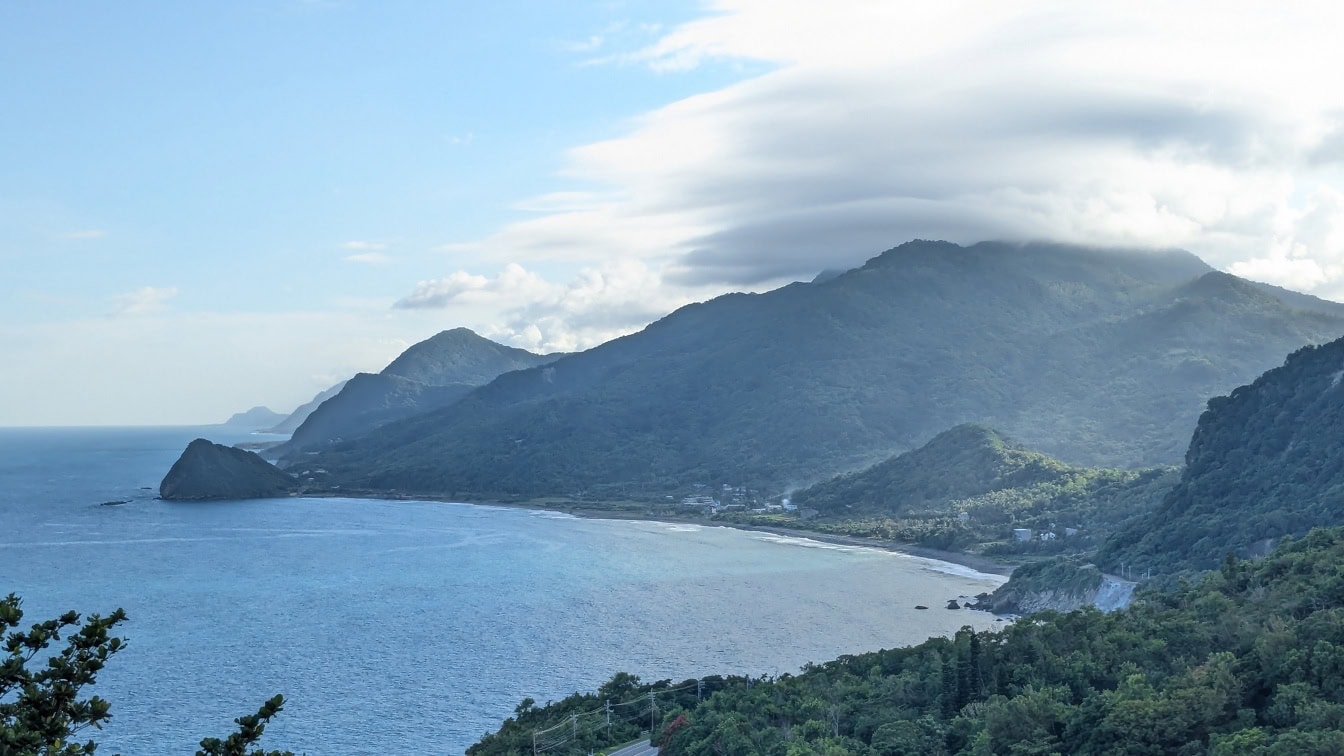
[302,488,1018,579]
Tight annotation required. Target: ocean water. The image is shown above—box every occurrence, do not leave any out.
[0,427,1005,754]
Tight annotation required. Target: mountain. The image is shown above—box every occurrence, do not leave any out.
[310,241,1344,499]
[1100,333,1344,574]
[266,381,347,435]
[379,327,555,385]
[160,439,297,500]
[278,328,557,455]
[220,406,287,430]
[283,374,476,453]
[792,424,1175,553]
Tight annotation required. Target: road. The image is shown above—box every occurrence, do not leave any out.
[607,739,658,756]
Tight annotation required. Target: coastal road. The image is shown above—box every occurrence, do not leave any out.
[608,739,658,756]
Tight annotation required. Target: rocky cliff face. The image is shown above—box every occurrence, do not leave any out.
[977,560,1135,614]
[160,438,298,500]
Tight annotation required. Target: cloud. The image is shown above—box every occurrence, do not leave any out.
[431,0,1344,305]
[394,263,550,309]
[342,240,387,250]
[394,260,714,353]
[343,252,393,264]
[58,229,107,240]
[562,35,605,53]
[111,286,177,316]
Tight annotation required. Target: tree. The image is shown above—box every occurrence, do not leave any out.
[1,594,290,755]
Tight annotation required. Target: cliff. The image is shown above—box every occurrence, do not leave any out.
[977,559,1135,614]
[160,438,298,501]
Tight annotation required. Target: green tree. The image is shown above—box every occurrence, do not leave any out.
[1,594,290,756]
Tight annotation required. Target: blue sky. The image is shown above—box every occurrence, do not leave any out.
[4,1,1344,425]
[1,1,743,321]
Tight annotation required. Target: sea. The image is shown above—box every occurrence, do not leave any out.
[0,426,1006,754]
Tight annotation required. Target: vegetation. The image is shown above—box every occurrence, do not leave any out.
[278,327,558,456]
[790,425,1177,555]
[474,527,1344,755]
[1102,336,1344,575]
[311,241,1344,499]
[1,594,290,755]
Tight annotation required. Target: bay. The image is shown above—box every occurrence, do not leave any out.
[0,427,1005,754]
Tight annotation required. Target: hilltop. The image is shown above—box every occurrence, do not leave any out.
[278,328,557,455]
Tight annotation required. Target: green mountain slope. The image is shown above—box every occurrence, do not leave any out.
[1101,333,1344,574]
[279,328,556,454]
[316,241,1344,498]
[791,424,1175,553]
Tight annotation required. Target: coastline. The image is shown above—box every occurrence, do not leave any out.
[302,488,1018,578]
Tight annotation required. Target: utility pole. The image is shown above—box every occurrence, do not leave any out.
[605,699,611,739]
[571,713,578,739]
[696,678,703,702]
[532,731,538,756]
[649,691,657,734]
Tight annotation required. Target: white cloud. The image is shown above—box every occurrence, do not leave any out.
[395,263,552,309]
[111,286,177,316]
[419,0,1344,312]
[343,252,394,264]
[562,35,605,53]
[395,260,722,353]
[342,240,388,250]
[57,229,107,240]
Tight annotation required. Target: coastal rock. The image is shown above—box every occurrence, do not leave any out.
[981,561,1136,614]
[160,438,298,501]
[946,600,961,610]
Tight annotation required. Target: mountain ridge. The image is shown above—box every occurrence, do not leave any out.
[277,328,557,456]
[309,240,1344,498]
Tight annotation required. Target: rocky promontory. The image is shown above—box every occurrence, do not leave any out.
[160,438,299,500]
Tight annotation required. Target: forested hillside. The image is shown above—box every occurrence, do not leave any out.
[1101,334,1344,574]
[473,527,1344,755]
[277,328,555,455]
[314,241,1344,499]
[790,425,1174,554]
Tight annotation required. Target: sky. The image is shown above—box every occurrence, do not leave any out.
[3,1,1344,426]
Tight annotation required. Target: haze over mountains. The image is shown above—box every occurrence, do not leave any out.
[265,382,347,435]
[294,240,1344,499]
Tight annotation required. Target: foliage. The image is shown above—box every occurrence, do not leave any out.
[312,241,1342,500]
[195,695,293,756]
[1102,336,1344,575]
[473,527,1344,755]
[791,424,1177,555]
[1,594,290,756]
[1,594,126,755]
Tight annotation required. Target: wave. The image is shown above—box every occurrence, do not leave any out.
[892,553,1008,583]
[751,534,865,553]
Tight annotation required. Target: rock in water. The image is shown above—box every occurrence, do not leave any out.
[160,438,298,500]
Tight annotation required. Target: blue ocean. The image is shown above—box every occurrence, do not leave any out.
[0,427,1004,754]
